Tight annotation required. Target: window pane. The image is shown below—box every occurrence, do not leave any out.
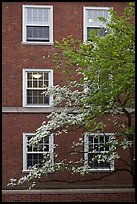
[26,71,51,105]
[100,136,104,143]
[44,73,48,80]
[27,154,33,168]
[27,81,32,88]
[27,26,49,42]
[44,145,49,151]
[87,9,109,27]
[27,136,33,152]
[27,90,33,104]
[87,134,111,169]
[94,137,98,144]
[105,135,109,143]
[26,135,51,170]
[87,27,108,39]
[27,89,50,105]
[38,96,43,104]
[33,143,43,151]
[27,8,33,22]
[33,79,37,88]
[27,8,49,23]
[27,153,44,168]
[88,153,98,168]
[44,136,49,144]
[89,136,93,143]
[27,72,33,80]
[44,96,49,104]
[39,80,43,88]
[44,81,49,87]
[94,144,99,151]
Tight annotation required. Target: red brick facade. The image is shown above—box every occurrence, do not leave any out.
[2,1,134,202]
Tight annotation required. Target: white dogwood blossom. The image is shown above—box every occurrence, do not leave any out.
[120,139,133,149]
[7,81,134,188]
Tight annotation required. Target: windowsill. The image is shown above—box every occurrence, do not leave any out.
[21,41,54,46]
[22,170,30,173]
[23,104,52,108]
[23,106,52,108]
[2,107,79,113]
[22,168,114,174]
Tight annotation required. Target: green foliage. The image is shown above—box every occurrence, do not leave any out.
[53,2,135,132]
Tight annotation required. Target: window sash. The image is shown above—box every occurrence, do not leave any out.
[23,69,53,107]
[23,5,53,43]
[83,6,111,42]
[88,152,110,169]
[86,9,109,27]
[84,133,114,171]
[26,89,49,105]
[26,26,49,41]
[26,8,49,25]
[27,153,44,168]
[26,71,50,105]
[87,27,108,39]
[23,133,54,171]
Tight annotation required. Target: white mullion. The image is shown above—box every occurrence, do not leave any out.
[49,134,54,165]
[103,10,105,19]
[43,73,45,104]
[22,5,26,43]
[32,8,34,24]
[50,6,53,43]
[23,133,27,171]
[103,135,105,152]
[84,133,89,168]
[27,22,50,26]
[42,137,44,152]
[27,87,45,89]
[35,89,38,104]
[37,77,39,88]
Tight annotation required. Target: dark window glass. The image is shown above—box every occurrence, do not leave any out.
[27,90,49,105]
[87,27,108,40]
[88,135,111,169]
[27,153,44,168]
[27,26,49,42]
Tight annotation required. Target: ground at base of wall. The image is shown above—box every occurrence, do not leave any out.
[2,188,135,202]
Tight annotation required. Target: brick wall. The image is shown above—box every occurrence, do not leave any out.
[2,1,132,193]
[2,189,135,202]
[2,2,128,107]
[2,113,133,189]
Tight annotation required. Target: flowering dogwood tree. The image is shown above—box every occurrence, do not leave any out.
[8,2,135,189]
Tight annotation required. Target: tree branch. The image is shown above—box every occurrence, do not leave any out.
[42,168,133,185]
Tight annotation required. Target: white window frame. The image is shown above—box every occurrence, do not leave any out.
[23,133,54,172]
[84,133,114,172]
[23,69,53,107]
[22,5,53,45]
[83,6,111,42]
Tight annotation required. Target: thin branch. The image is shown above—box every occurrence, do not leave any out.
[42,168,133,184]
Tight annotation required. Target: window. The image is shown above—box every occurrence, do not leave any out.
[84,133,114,171]
[23,69,53,107]
[83,7,111,42]
[23,133,54,172]
[22,5,53,44]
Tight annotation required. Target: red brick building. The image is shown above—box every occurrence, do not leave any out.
[2,2,135,202]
